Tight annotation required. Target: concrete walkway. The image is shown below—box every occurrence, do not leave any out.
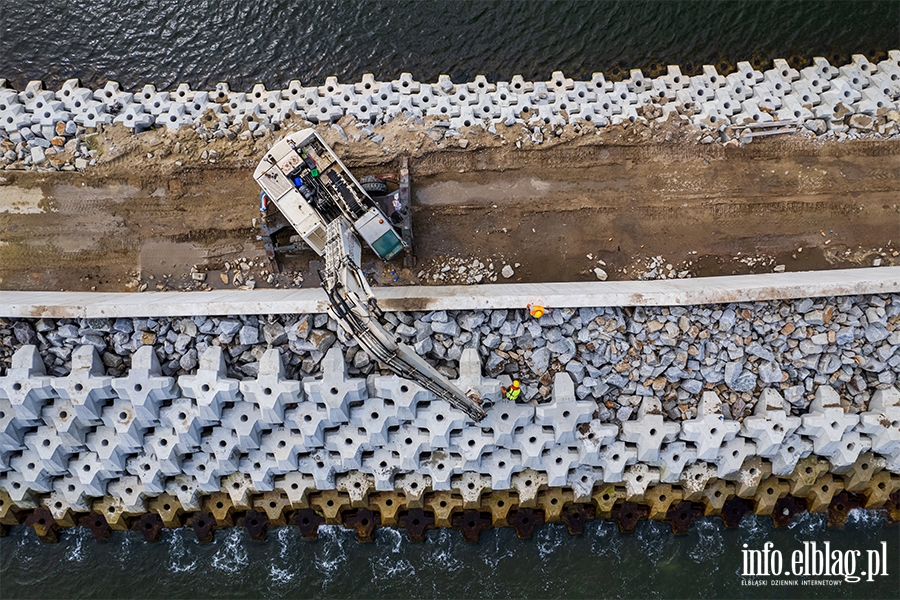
[1,267,897,318]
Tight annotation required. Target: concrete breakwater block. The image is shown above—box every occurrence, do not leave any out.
[1,336,899,539]
[2,51,900,171]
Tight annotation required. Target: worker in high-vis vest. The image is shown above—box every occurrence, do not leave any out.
[501,380,521,402]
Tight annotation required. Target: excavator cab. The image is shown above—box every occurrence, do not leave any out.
[253,128,406,262]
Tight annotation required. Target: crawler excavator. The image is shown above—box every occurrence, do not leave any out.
[254,129,487,421]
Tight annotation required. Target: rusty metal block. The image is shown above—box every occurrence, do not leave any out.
[560,503,595,535]
[787,456,831,496]
[805,474,843,513]
[399,508,435,541]
[149,493,184,528]
[611,501,649,533]
[535,488,573,523]
[862,471,898,509]
[720,496,754,528]
[507,507,544,539]
[202,492,235,526]
[480,490,517,527]
[309,490,351,524]
[238,509,269,541]
[700,479,734,517]
[367,491,406,527]
[79,511,111,540]
[665,501,703,535]
[752,476,790,515]
[424,491,463,527]
[25,508,59,543]
[132,513,164,542]
[771,495,807,528]
[342,507,381,542]
[254,491,291,525]
[644,484,683,520]
[187,511,217,542]
[452,509,492,542]
[290,508,325,540]
[827,491,864,529]
[591,484,626,518]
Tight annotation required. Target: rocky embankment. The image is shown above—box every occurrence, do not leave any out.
[2,293,897,422]
[0,294,899,541]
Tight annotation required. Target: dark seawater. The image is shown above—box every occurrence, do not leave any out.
[0,0,897,91]
[1,512,898,599]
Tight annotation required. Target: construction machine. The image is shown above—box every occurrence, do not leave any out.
[254,129,487,421]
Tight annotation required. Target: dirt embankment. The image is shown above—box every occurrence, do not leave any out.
[0,115,897,293]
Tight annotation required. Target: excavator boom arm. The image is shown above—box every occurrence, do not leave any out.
[321,219,487,421]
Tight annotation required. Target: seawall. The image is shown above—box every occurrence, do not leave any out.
[1,271,898,541]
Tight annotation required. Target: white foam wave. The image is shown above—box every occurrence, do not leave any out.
[789,511,826,537]
[275,525,301,560]
[587,520,623,558]
[64,527,90,563]
[163,530,199,573]
[371,554,417,579]
[427,529,464,571]
[844,507,885,528]
[210,527,249,573]
[636,520,673,562]
[313,525,351,585]
[536,525,565,559]
[738,514,771,542]
[116,531,135,565]
[479,530,514,569]
[688,519,724,567]
[16,527,42,554]
[379,526,404,554]
[268,563,296,584]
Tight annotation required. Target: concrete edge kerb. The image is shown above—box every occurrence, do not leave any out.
[1,267,897,318]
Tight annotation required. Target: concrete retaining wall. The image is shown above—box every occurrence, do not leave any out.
[1,267,898,318]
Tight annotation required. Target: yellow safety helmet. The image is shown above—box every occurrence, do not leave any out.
[512,380,520,388]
